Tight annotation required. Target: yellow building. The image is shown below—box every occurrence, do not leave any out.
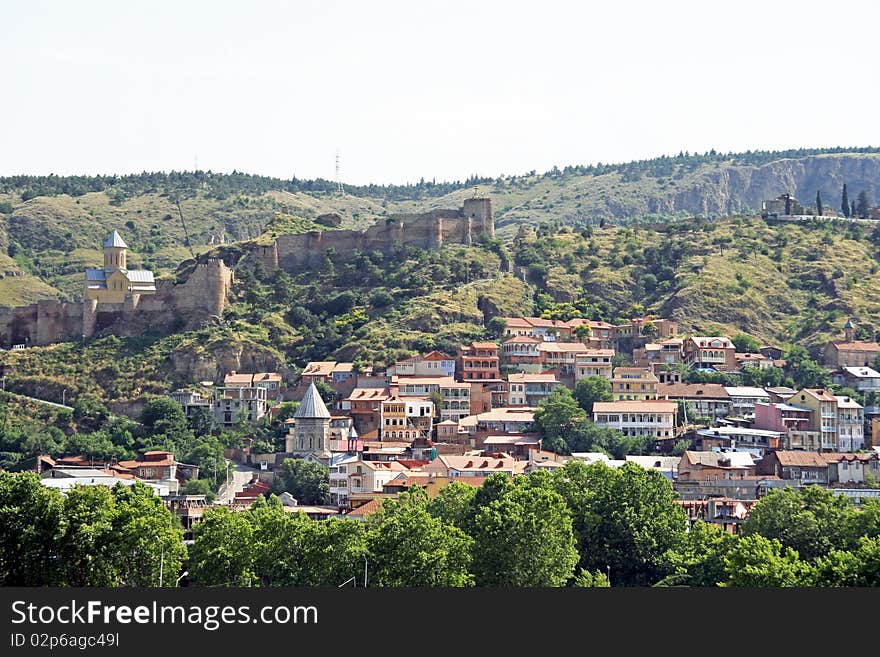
[789,388,839,451]
[85,230,156,304]
[611,367,659,401]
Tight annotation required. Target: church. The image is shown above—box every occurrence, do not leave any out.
[85,230,156,304]
[286,381,332,459]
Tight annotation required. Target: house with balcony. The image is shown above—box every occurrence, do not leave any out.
[340,387,391,435]
[658,383,730,422]
[224,371,283,401]
[592,400,677,439]
[753,401,820,451]
[614,317,679,341]
[506,372,561,407]
[396,376,471,422]
[348,460,411,496]
[566,319,617,349]
[633,338,683,369]
[425,454,526,479]
[832,365,880,394]
[501,317,572,340]
[390,351,456,378]
[329,452,360,508]
[822,452,880,485]
[676,450,758,483]
[537,341,593,375]
[574,349,615,382]
[724,386,771,418]
[457,342,501,382]
[835,395,864,452]
[502,335,543,367]
[695,426,784,455]
[757,451,829,485]
[683,336,737,371]
[379,395,433,441]
[611,367,659,401]
[791,388,840,451]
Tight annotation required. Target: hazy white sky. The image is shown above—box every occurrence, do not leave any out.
[1,0,878,185]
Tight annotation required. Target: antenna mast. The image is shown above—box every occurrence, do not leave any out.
[174,197,196,259]
[335,151,343,195]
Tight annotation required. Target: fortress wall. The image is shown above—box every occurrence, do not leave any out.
[271,201,494,272]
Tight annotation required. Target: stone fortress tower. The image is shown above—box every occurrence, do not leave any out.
[287,381,332,458]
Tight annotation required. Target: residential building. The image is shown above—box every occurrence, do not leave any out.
[610,367,659,401]
[724,386,771,418]
[695,426,784,455]
[391,351,456,378]
[676,451,757,482]
[574,349,615,382]
[592,400,677,439]
[614,317,679,340]
[380,395,433,441]
[683,336,737,371]
[340,387,390,435]
[348,460,410,495]
[625,455,680,480]
[677,498,755,534]
[566,319,616,349]
[753,401,820,451]
[791,388,840,451]
[213,385,268,427]
[457,408,537,444]
[396,376,471,422]
[835,395,865,452]
[537,341,593,375]
[757,451,829,485]
[658,383,730,422]
[300,361,337,384]
[168,388,212,418]
[735,352,775,371]
[633,338,683,369]
[832,365,880,394]
[224,371,283,400]
[502,335,542,366]
[328,452,360,508]
[823,452,880,485]
[501,317,571,340]
[824,320,880,368]
[457,342,501,382]
[506,372,561,407]
[41,469,170,496]
[761,193,806,217]
[425,454,526,478]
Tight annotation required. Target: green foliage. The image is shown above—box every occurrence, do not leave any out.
[732,333,762,352]
[278,458,330,505]
[573,568,611,587]
[552,461,687,586]
[189,506,257,586]
[0,473,184,586]
[471,483,578,586]
[657,521,736,587]
[742,486,857,561]
[365,491,474,587]
[573,375,613,414]
[722,534,814,587]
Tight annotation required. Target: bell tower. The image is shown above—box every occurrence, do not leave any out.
[103,230,128,271]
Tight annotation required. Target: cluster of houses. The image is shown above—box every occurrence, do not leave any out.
[31,313,880,536]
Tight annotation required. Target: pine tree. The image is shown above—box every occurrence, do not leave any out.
[852,200,857,218]
[842,184,850,217]
[816,190,823,216]
[785,195,792,215]
[857,190,871,218]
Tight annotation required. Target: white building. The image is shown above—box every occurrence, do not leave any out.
[724,386,771,418]
[835,395,865,452]
[592,400,678,439]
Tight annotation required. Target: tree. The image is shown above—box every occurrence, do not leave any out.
[732,333,761,353]
[427,481,478,530]
[657,521,736,587]
[552,461,687,586]
[814,536,880,586]
[471,484,578,586]
[573,324,593,342]
[140,397,188,437]
[842,183,850,217]
[742,486,856,561]
[816,190,823,216]
[852,200,857,218]
[487,316,508,339]
[573,568,611,587]
[722,534,814,587]
[313,379,337,405]
[534,387,587,447]
[365,492,474,587]
[72,395,109,432]
[857,190,871,218]
[573,376,613,414]
[189,506,257,586]
[278,458,330,505]
[0,472,65,585]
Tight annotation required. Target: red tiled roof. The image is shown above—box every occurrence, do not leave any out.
[831,341,880,352]
[772,451,828,467]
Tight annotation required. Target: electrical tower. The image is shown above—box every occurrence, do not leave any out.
[335,151,343,194]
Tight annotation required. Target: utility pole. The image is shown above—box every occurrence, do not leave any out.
[159,543,165,587]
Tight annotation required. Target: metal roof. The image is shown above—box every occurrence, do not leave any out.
[294,382,331,419]
[126,269,155,283]
[103,230,128,248]
[85,268,107,281]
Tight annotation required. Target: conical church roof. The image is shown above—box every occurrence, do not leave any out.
[295,381,331,419]
[103,230,128,248]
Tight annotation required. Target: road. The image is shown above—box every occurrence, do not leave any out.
[215,461,263,504]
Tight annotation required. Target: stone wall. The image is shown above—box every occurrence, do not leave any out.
[0,259,233,347]
[260,199,494,273]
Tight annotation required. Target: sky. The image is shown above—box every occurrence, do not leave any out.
[1,0,878,185]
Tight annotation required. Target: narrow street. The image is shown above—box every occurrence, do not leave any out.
[214,460,263,504]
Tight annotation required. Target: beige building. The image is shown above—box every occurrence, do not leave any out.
[85,230,156,304]
[592,400,678,439]
[574,349,615,382]
[610,367,659,400]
